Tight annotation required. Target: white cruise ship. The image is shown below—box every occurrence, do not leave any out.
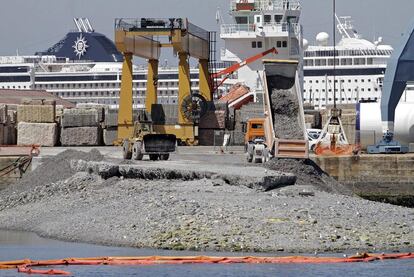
[0,18,229,109]
[302,15,405,108]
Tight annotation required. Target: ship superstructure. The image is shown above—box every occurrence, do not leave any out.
[302,16,402,108]
[0,18,214,109]
[220,0,303,96]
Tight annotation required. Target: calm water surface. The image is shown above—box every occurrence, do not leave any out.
[0,230,413,277]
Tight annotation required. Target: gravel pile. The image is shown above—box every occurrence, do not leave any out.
[0,150,103,197]
[271,89,304,140]
[266,158,352,195]
[0,175,412,254]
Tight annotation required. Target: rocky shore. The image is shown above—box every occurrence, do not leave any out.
[0,150,413,254]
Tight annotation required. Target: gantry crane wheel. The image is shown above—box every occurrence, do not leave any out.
[180,93,208,122]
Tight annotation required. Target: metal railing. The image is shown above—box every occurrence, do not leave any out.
[220,24,256,35]
[221,22,300,36]
[230,0,301,11]
[115,18,186,31]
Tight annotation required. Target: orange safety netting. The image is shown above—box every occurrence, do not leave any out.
[0,253,413,275]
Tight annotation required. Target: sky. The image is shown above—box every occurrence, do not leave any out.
[0,0,412,59]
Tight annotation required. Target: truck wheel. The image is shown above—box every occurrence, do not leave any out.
[160,154,170,161]
[246,154,253,163]
[132,142,144,160]
[149,154,159,161]
[123,140,132,160]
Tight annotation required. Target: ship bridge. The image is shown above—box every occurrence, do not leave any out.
[221,0,301,39]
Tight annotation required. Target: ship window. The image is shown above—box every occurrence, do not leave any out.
[277,41,282,48]
[257,41,263,48]
[264,15,271,23]
[368,79,371,82]
[368,88,371,92]
[287,16,298,24]
[274,15,283,23]
[252,41,257,48]
[282,41,287,48]
[361,79,365,83]
[235,17,248,24]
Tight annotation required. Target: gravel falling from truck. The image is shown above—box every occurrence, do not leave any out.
[270,89,304,140]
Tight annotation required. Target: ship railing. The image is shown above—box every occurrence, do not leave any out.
[230,0,301,12]
[221,23,299,35]
[220,24,256,35]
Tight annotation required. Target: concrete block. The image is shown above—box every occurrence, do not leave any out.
[104,128,118,146]
[0,125,4,145]
[3,124,17,145]
[104,110,118,127]
[7,110,17,124]
[61,127,102,146]
[17,105,56,123]
[61,108,100,128]
[76,103,107,122]
[0,105,8,124]
[17,122,58,147]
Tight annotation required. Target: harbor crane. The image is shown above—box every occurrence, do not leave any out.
[115,18,212,145]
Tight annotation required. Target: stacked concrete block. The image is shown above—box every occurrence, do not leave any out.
[61,108,103,146]
[103,128,118,146]
[16,101,57,146]
[3,125,17,145]
[61,127,102,146]
[17,122,58,147]
[76,103,107,123]
[0,104,8,124]
[61,108,100,128]
[17,104,55,123]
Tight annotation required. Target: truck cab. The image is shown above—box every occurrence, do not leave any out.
[244,118,268,163]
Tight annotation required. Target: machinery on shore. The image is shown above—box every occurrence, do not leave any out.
[367,20,414,154]
[313,107,355,156]
[115,18,212,145]
[244,118,266,163]
[245,59,308,163]
[122,121,176,161]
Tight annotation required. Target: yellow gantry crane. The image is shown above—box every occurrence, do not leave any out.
[114,18,212,144]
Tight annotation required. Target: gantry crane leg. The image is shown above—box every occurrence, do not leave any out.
[198,59,212,101]
[117,53,134,141]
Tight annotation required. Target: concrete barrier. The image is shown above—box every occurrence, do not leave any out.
[17,122,58,146]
